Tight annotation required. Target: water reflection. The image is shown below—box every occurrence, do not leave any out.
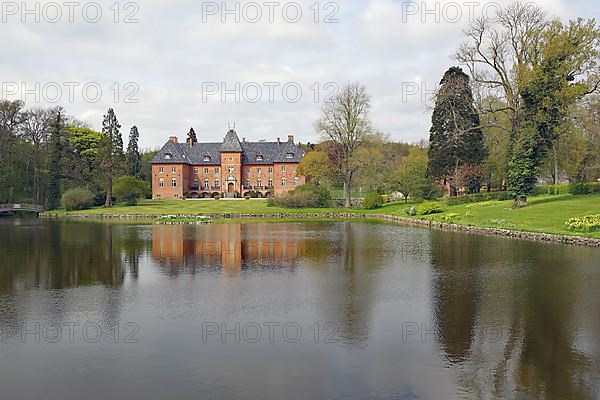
[0,220,599,399]
[428,230,600,399]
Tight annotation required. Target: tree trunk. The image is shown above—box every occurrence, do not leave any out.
[553,144,559,185]
[105,171,113,207]
[343,180,351,208]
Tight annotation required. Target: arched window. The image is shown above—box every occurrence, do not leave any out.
[159,178,165,187]
[256,154,264,162]
[281,177,286,187]
[164,153,172,160]
[171,178,177,187]
[204,155,211,162]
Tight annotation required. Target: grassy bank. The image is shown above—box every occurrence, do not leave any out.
[42,194,600,239]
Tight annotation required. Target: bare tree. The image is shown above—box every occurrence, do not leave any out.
[22,108,54,203]
[456,2,549,131]
[315,83,372,207]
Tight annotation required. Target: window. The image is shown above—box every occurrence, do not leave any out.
[215,179,220,188]
[257,179,262,188]
[268,167,273,174]
[228,167,235,173]
[171,178,177,187]
[204,168,209,174]
[281,178,286,187]
[257,168,261,174]
[193,168,199,174]
[286,152,294,159]
[215,168,220,173]
[245,180,251,188]
[256,155,264,162]
[156,194,161,199]
[204,156,211,162]
[159,167,164,173]
[246,169,250,175]
[294,177,299,187]
[172,167,177,173]
[193,178,199,188]
[294,166,298,172]
[281,166,286,173]
[164,153,172,160]
[204,179,209,188]
[268,179,273,188]
[159,178,165,187]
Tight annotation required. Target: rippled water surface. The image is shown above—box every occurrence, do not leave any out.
[0,219,599,399]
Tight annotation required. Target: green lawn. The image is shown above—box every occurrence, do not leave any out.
[413,194,600,239]
[43,194,600,238]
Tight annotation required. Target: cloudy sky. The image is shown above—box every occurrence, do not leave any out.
[1,0,598,148]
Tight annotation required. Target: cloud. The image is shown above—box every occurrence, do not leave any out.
[0,0,597,147]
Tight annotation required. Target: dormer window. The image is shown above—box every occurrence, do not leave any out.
[204,155,211,162]
[256,154,264,162]
[286,152,294,159]
[164,153,172,160]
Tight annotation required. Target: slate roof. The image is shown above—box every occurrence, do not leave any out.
[151,130,305,165]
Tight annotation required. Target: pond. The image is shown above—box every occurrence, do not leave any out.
[0,219,599,399]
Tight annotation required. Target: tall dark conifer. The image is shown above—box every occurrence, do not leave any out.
[126,126,142,179]
[427,67,486,194]
[98,108,123,207]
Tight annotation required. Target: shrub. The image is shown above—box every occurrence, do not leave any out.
[363,192,384,209]
[268,185,332,208]
[417,201,444,215]
[444,192,512,206]
[404,206,417,216]
[570,182,600,195]
[62,187,95,211]
[566,214,600,232]
[533,184,571,196]
[113,176,150,206]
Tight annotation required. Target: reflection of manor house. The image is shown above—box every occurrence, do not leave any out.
[151,129,306,199]
[151,224,305,274]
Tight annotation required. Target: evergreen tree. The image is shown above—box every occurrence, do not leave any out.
[97,108,123,207]
[47,108,64,210]
[126,126,142,179]
[427,66,487,195]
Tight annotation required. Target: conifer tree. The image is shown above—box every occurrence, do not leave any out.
[97,108,123,207]
[126,126,142,179]
[47,108,64,210]
[427,66,487,195]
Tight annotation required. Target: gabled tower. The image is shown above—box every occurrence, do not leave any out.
[220,129,243,197]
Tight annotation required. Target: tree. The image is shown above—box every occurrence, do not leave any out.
[315,82,372,207]
[47,109,64,210]
[126,126,142,179]
[428,66,487,195]
[113,176,150,206]
[97,108,123,207]
[508,18,600,204]
[22,107,53,203]
[0,100,26,202]
[390,147,434,202]
[298,149,336,187]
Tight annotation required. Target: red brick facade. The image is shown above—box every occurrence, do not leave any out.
[151,130,306,199]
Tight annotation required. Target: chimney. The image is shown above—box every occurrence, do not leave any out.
[169,136,178,144]
[287,135,294,143]
[277,137,281,145]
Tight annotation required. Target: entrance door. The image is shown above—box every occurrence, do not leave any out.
[228,182,235,193]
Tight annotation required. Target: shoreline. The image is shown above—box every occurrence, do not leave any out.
[41,211,600,248]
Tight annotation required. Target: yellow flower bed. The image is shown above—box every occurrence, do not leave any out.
[566,214,600,232]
